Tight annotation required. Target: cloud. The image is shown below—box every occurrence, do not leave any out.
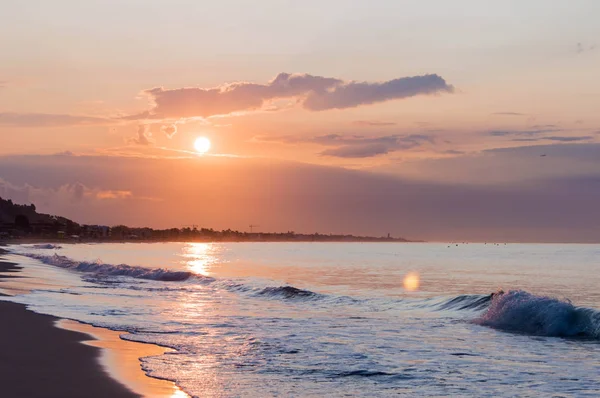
[303,74,453,111]
[129,125,154,146]
[511,138,539,142]
[95,190,133,199]
[54,151,75,156]
[352,120,397,127]
[2,154,600,242]
[0,112,110,127]
[0,178,135,210]
[442,149,465,155]
[320,143,396,158]
[488,128,561,137]
[491,112,526,116]
[531,124,558,129]
[260,133,434,158]
[374,143,600,190]
[545,136,593,142]
[160,124,177,138]
[135,72,453,119]
[513,135,594,143]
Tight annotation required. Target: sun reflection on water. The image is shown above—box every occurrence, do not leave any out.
[182,243,218,276]
[171,388,190,398]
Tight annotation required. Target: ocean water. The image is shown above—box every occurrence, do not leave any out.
[3,242,600,397]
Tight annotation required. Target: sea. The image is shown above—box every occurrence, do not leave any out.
[2,242,600,397]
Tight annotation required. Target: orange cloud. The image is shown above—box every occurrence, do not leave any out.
[95,190,133,200]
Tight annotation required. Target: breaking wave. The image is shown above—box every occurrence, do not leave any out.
[22,253,194,282]
[474,290,600,339]
[15,252,322,300]
[12,251,600,339]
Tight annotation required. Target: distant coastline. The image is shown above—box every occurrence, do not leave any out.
[0,197,413,243]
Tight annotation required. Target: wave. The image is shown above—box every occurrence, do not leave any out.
[16,251,600,337]
[256,286,321,300]
[31,244,62,250]
[22,253,194,282]
[474,290,600,339]
[435,294,492,311]
[15,252,322,301]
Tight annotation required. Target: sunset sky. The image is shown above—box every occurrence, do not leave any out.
[1,1,600,242]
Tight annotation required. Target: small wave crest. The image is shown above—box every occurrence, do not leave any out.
[474,290,600,339]
[435,294,492,311]
[256,286,321,300]
[23,253,194,282]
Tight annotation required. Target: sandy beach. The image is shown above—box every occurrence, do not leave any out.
[0,248,185,398]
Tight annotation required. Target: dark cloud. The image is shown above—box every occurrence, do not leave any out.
[136,73,453,119]
[352,120,397,127]
[511,138,540,142]
[260,133,434,158]
[0,112,110,127]
[302,74,453,111]
[374,143,600,193]
[531,124,558,129]
[491,112,526,116]
[129,125,154,146]
[483,142,600,157]
[512,135,593,143]
[442,149,465,155]
[321,143,394,158]
[544,136,593,142]
[268,133,432,146]
[489,128,561,137]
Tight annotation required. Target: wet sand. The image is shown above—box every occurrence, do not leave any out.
[58,320,187,398]
[0,248,186,398]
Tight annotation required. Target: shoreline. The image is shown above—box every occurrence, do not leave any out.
[0,248,188,398]
[57,319,187,398]
[1,236,416,245]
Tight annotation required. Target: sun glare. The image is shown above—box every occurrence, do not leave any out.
[194,137,211,154]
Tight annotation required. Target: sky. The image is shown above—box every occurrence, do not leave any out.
[1,0,600,242]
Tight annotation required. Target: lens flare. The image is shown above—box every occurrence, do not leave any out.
[403,272,420,291]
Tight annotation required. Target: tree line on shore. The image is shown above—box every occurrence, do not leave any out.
[0,197,409,242]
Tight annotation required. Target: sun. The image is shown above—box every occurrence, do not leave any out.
[194,137,211,154]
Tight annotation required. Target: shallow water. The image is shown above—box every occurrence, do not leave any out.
[4,242,600,397]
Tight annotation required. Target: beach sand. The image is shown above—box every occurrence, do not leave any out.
[0,248,187,398]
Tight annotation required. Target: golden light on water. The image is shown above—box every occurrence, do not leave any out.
[194,136,211,154]
[403,272,420,292]
[171,388,190,398]
[183,242,213,276]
